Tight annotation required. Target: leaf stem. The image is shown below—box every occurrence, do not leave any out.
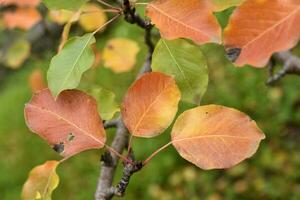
[97,0,121,10]
[105,144,133,164]
[81,9,121,14]
[134,2,148,6]
[127,134,134,153]
[92,14,121,35]
[143,141,173,165]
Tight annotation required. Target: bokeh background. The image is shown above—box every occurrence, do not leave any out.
[1,1,300,200]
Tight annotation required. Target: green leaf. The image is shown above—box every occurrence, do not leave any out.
[5,39,30,69]
[43,0,88,10]
[47,33,95,98]
[91,88,120,120]
[214,7,235,29]
[152,39,208,105]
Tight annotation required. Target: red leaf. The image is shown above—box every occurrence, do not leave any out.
[224,0,300,67]
[24,89,106,158]
[146,0,221,45]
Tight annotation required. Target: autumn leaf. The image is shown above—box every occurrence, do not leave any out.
[29,69,47,93]
[21,160,59,200]
[152,39,208,105]
[3,7,42,30]
[48,9,75,25]
[1,0,40,7]
[146,0,221,45]
[43,0,88,10]
[4,39,30,69]
[24,89,106,158]
[102,38,140,73]
[122,72,180,138]
[223,0,300,67]
[79,3,108,32]
[47,33,95,98]
[211,0,244,11]
[92,45,102,68]
[171,105,265,169]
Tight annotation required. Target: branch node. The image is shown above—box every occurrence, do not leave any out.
[267,51,300,85]
[100,151,114,167]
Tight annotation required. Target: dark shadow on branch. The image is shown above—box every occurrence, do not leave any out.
[267,51,300,85]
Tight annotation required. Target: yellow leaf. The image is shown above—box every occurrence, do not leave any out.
[48,9,75,25]
[171,105,265,169]
[78,3,107,32]
[102,38,140,73]
[21,161,59,200]
[5,39,30,69]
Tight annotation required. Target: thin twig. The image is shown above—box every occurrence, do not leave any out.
[95,1,155,199]
[104,144,132,163]
[267,51,300,85]
[97,0,121,10]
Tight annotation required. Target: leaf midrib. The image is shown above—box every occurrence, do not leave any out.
[162,39,194,96]
[172,134,263,143]
[242,6,300,49]
[58,34,93,94]
[149,3,211,39]
[132,79,174,134]
[28,104,103,145]
[42,163,57,198]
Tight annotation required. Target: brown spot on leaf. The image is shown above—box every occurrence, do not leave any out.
[52,142,64,154]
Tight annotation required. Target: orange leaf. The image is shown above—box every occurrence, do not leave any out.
[3,7,41,30]
[146,0,221,45]
[29,69,47,93]
[1,0,40,7]
[171,105,265,169]
[92,45,101,68]
[24,89,106,158]
[122,72,180,138]
[21,161,59,200]
[223,0,300,67]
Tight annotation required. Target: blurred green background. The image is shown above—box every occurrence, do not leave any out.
[1,3,300,200]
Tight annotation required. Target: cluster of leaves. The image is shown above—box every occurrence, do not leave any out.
[0,0,41,68]
[17,0,300,199]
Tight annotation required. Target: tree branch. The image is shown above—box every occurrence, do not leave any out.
[95,120,129,200]
[95,1,154,199]
[267,51,300,85]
